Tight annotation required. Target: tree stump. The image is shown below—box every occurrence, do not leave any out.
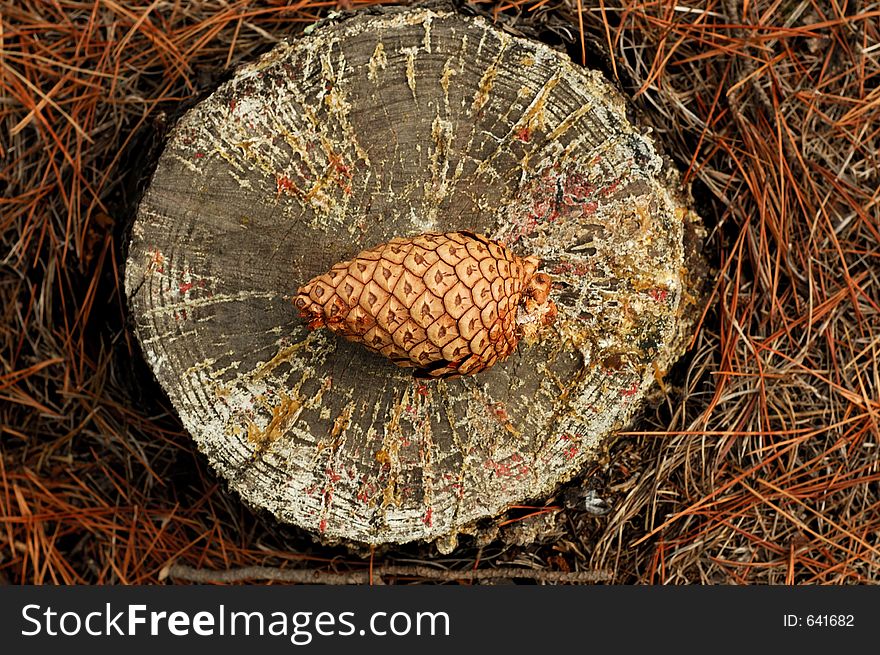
[125,6,704,548]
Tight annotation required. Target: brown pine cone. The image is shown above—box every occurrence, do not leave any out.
[293,231,556,377]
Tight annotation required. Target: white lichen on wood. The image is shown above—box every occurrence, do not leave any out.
[125,7,704,547]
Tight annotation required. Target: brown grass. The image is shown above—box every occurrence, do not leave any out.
[2,0,878,584]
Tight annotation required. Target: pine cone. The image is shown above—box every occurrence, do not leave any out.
[293,231,556,377]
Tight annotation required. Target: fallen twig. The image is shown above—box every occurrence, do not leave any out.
[162,563,613,585]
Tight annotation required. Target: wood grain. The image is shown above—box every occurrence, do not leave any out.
[125,6,703,547]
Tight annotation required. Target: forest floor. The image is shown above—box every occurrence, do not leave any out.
[2,0,878,584]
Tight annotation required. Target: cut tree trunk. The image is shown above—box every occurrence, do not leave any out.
[125,5,704,548]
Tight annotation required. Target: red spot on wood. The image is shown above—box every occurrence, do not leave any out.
[532,197,552,219]
[423,507,433,526]
[564,445,578,460]
[484,459,502,475]
[620,381,640,397]
[276,174,301,197]
[318,518,327,533]
[515,126,531,142]
[356,480,377,503]
[484,458,528,479]
[561,173,594,204]
[179,281,194,295]
[649,287,669,303]
[149,249,165,274]
[489,402,509,422]
[600,178,621,197]
[194,152,204,159]
[415,383,429,397]
[551,262,571,275]
[327,153,353,194]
